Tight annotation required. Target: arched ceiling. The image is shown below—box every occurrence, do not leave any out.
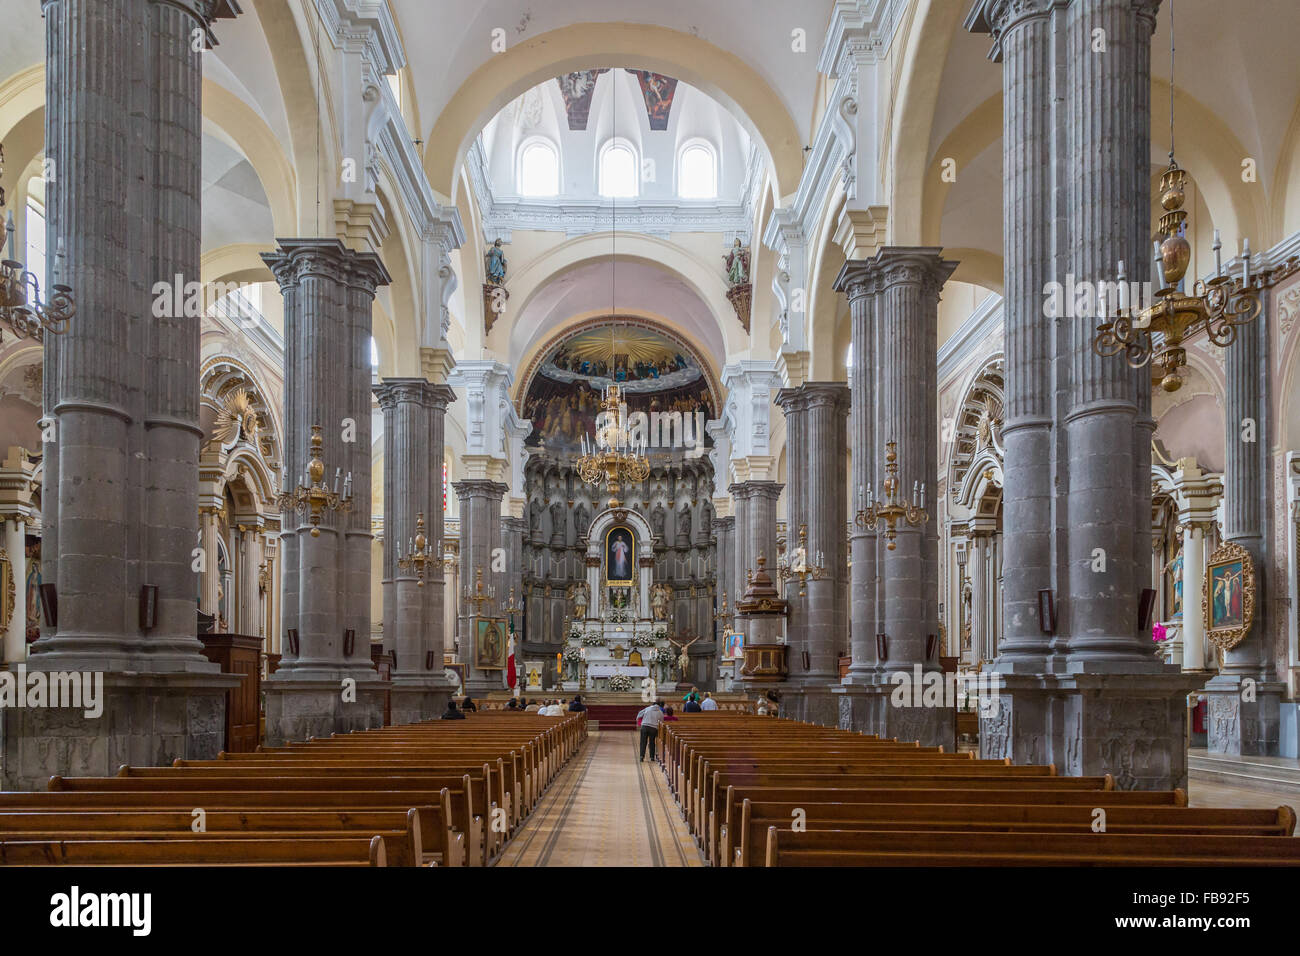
[508,258,726,373]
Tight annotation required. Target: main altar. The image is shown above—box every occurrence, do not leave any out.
[559,506,683,693]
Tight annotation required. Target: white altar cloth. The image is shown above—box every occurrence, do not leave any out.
[587,664,649,678]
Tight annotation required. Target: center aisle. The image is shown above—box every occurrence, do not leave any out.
[495,730,704,867]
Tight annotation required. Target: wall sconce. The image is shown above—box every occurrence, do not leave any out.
[139,585,158,631]
[343,628,356,657]
[1037,589,1056,634]
[286,627,299,655]
[875,633,888,662]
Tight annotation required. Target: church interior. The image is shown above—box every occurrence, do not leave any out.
[2,0,1300,885]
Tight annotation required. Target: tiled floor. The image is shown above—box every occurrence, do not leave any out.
[495,730,704,867]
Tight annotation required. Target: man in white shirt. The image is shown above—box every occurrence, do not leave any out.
[699,692,718,711]
[637,701,664,761]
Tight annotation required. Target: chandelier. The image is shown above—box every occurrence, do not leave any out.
[276,424,353,536]
[462,566,496,615]
[855,440,927,551]
[396,512,433,586]
[1090,2,1259,392]
[777,523,826,598]
[575,382,650,508]
[1,146,76,342]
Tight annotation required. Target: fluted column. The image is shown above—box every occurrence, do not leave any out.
[773,389,809,679]
[732,481,782,645]
[1204,273,1282,752]
[2,519,26,664]
[262,239,389,742]
[198,507,221,616]
[802,384,850,686]
[454,479,507,694]
[376,378,456,721]
[238,525,262,635]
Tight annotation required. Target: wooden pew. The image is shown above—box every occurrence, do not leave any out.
[0,835,389,867]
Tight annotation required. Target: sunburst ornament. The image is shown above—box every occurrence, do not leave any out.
[215,388,260,445]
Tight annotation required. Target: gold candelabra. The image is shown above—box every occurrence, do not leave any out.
[502,585,522,618]
[1,162,75,342]
[574,383,650,508]
[1091,160,1261,392]
[777,523,826,598]
[713,589,734,629]
[855,440,927,551]
[462,567,496,615]
[396,512,433,587]
[276,424,352,537]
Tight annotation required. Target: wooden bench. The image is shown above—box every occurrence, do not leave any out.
[0,834,389,866]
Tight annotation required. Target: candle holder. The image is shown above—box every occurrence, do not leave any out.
[276,424,353,537]
[1,204,75,342]
[777,523,826,597]
[502,585,522,618]
[396,512,433,587]
[855,440,927,551]
[713,589,734,629]
[462,566,496,615]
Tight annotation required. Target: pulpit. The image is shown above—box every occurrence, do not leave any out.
[739,643,788,682]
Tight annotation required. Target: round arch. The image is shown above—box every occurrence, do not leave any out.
[422,23,803,201]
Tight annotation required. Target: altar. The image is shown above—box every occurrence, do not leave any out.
[559,505,684,693]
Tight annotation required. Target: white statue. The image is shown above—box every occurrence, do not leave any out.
[650,582,672,621]
[569,581,589,620]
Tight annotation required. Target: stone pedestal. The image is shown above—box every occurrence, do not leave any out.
[980,672,1202,790]
[1203,677,1285,756]
[1,672,238,790]
[263,679,386,747]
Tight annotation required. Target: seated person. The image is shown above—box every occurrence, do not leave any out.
[506,697,520,710]
[683,696,703,714]
[568,695,587,712]
[461,695,477,712]
[441,700,466,720]
[524,698,540,713]
[662,705,678,722]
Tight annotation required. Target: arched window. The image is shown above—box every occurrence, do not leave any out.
[845,342,853,369]
[677,141,716,199]
[517,138,559,197]
[25,190,46,284]
[598,140,638,198]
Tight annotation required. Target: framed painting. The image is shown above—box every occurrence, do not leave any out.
[722,631,744,660]
[0,547,13,632]
[475,617,507,669]
[605,525,635,586]
[1203,542,1255,651]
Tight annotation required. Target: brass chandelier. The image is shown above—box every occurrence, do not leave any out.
[276,424,353,536]
[1090,1,1260,392]
[1,145,76,342]
[575,382,650,509]
[855,440,927,551]
[777,523,826,598]
[396,512,433,586]
[571,75,649,508]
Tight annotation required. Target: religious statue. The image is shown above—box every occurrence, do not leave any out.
[549,501,566,542]
[723,238,750,287]
[568,581,589,620]
[485,237,507,285]
[650,505,666,540]
[574,502,590,538]
[1164,545,1185,619]
[650,582,672,622]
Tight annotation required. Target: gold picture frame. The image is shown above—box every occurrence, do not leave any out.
[604,525,635,586]
[475,617,507,669]
[0,547,14,632]
[1202,541,1255,651]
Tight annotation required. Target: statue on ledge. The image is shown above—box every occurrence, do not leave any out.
[650,582,672,621]
[568,581,589,620]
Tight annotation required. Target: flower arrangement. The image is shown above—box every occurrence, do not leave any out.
[629,632,656,647]
[568,622,583,640]
[580,632,605,647]
[1151,621,1169,643]
[652,622,668,640]
[607,672,633,692]
[562,647,583,663]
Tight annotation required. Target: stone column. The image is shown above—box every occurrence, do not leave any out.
[376,379,456,723]
[729,483,751,640]
[773,388,809,686]
[3,518,26,664]
[968,0,1200,788]
[198,508,220,616]
[1181,524,1207,672]
[238,524,263,635]
[5,0,242,790]
[454,479,507,695]
[262,239,389,743]
[733,481,782,645]
[969,532,987,662]
[1204,272,1283,752]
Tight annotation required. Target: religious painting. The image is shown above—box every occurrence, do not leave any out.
[24,540,40,643]
[521,321,715,454]
[1203,542,1255,651]
[723,631,743,660]
[0,547,13,632]
[605,526,635,585]
[556,69,608,130]
[626,69,679,130]
[1165,546,1184,620]
[475,617,507,669]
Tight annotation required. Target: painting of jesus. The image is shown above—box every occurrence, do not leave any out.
[606,526,635,585]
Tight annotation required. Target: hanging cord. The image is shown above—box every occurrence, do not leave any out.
[1169,0,1176,164]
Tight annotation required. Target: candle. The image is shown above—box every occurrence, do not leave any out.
[1242,238,1251,286]
[920,484,926,509]
[1152,240,1166,290]
[1213,230,1222,277]
[1117,260,1127,311]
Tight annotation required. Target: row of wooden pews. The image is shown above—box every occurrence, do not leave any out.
[0,712,586,867]
[657,715,1300,867]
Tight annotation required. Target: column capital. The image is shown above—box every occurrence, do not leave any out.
[450,478,509,501]
[261,238,392,294]
[964,0,1057,61]
[373,377,457,412]
[833,246,959,301]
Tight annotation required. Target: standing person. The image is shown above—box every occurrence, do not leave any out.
[700,692,718,711]
[637,700,664,761]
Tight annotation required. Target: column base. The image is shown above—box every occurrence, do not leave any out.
[0,672,239,791]
[1202,675,1285,757]
[390,677,453,725]
[980,671,1202,790]
[830,682,955,748]
[263,678,386,745]
[785,678,839,727]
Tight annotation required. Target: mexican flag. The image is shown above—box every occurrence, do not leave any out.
[505,612,518,694]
